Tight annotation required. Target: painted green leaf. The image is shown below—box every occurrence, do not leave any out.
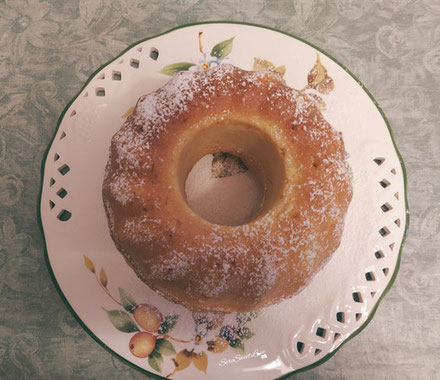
[158,314,179,334]
[232,343,245,353]
[229,338,243,350]
[155,338,176,356]
[105,309,139,333]
[148,350,163,372]
[237,327,255,340]
[118,288,137,313]
[159,62,195,76]
[236,311,259,326]
[210,37,234,58]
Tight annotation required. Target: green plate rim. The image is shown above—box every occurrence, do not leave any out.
[37,20,410,380]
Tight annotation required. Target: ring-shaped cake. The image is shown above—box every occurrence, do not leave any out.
[102,64,353,313]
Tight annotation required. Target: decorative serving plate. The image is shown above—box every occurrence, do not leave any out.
[39,22,408,380]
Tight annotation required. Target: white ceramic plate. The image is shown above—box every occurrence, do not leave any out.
[39,22,408,380]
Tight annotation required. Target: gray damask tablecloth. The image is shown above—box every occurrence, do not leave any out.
[0,1,439,379]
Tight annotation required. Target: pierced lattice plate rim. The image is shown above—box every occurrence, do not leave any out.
[39,22,409,380]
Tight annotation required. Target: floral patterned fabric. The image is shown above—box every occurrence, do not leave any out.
[0,1,438,379]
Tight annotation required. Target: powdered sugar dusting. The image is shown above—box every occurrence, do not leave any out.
[102,64,353,312]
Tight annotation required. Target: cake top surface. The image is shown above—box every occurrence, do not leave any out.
[103,63,352,310]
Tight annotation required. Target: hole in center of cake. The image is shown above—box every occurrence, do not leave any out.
[178,119,286,226]
[185,152,264,226]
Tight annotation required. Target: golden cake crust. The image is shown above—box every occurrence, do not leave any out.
[102,64,352,313]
